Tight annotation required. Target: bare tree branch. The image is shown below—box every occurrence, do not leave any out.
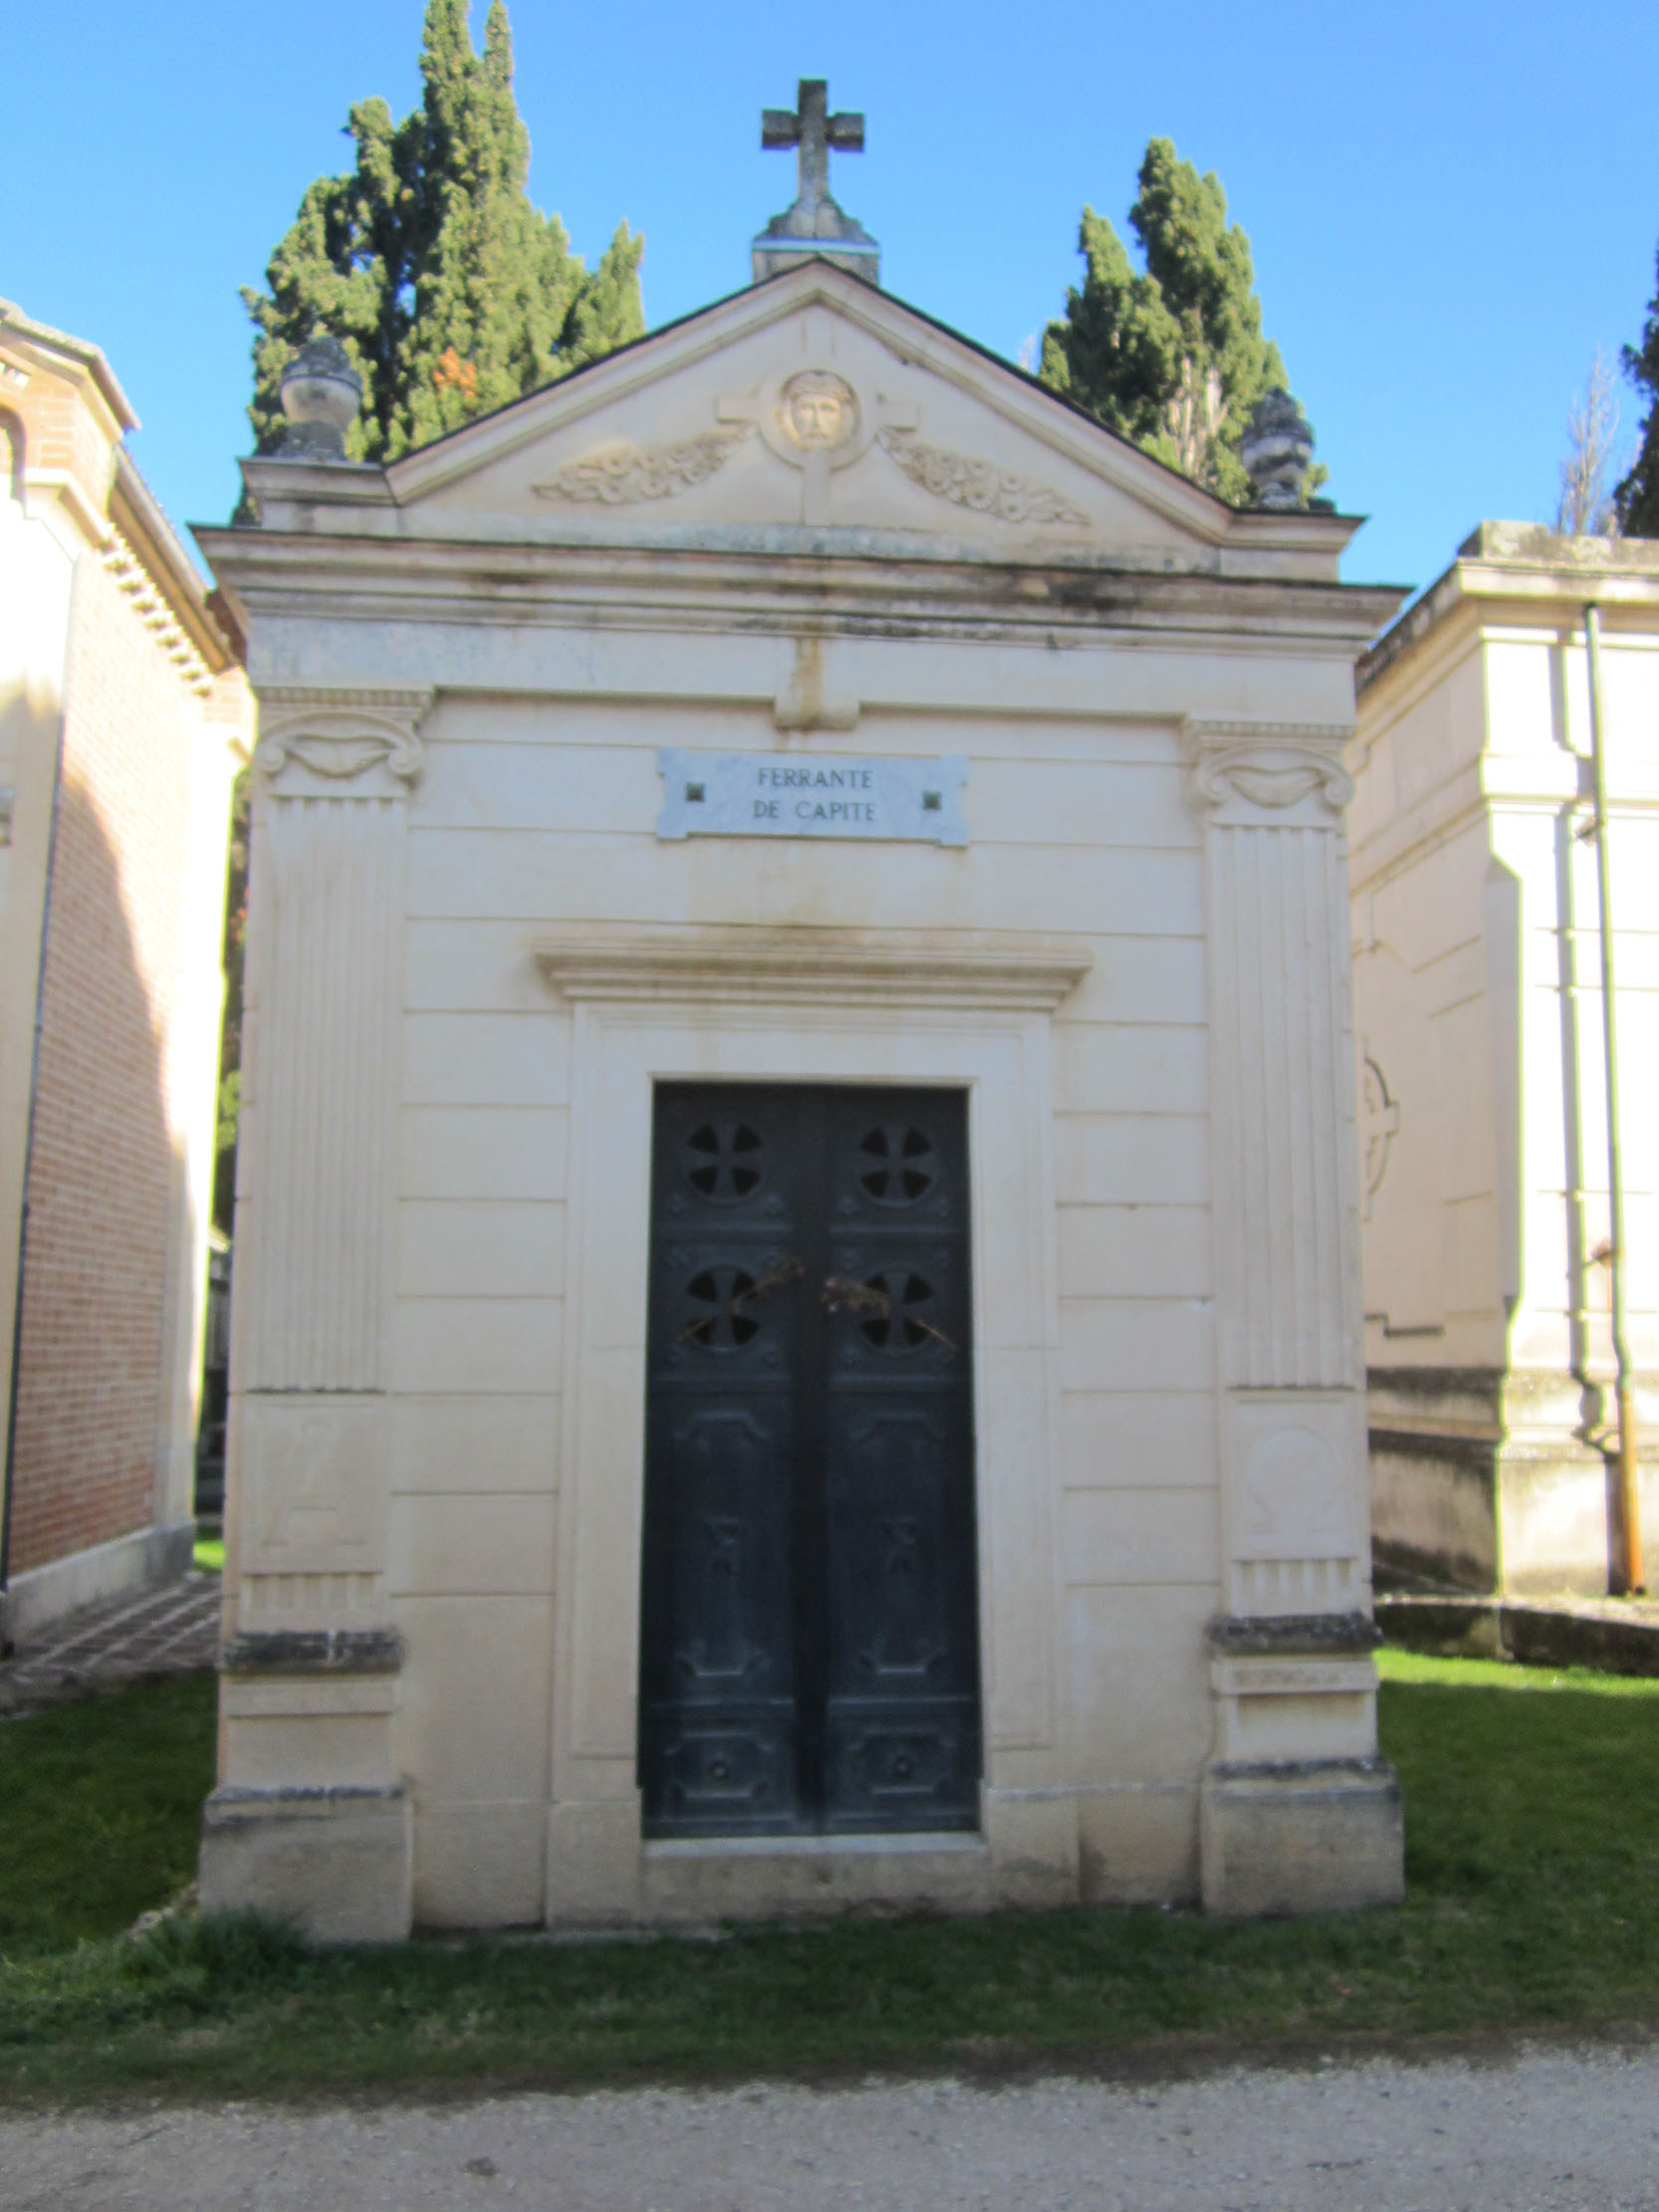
[1556,350,1622,537]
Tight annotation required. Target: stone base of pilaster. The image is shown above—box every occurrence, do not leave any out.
[198,1783,413,1943]
[200,1626,409,1941]
[1199,1757,1403,1918]
[1368,1363,1657,1596]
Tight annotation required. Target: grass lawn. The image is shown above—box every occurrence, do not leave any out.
[0,1650,1655,2101]
[0,1674,217,1960]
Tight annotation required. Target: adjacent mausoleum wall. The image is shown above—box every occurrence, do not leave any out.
[1349,524,1659,1596]
[0,300,251,1646]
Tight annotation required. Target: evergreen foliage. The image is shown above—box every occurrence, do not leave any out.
[240,0,643,466]
[1616,247,1659,536]
[212,771,247,1233]
[1041,139,1322,506]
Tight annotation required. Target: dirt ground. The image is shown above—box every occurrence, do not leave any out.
[4,2043,1659,2210]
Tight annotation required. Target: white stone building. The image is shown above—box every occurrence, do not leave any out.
[195,257,1405,1939]
[1351,525,1659,1597]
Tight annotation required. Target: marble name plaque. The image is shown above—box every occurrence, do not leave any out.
[657,749,968,845]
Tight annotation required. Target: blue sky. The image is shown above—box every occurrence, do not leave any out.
[10,0,1658,593]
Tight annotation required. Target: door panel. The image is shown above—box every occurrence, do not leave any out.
[640,1083,979,1837]
[640,1087,805,1837]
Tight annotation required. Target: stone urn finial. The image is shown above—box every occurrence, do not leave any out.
[1240,388,1315,511]
[277,334,362,460]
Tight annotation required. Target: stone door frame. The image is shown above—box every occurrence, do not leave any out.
[534,934,1088,1922]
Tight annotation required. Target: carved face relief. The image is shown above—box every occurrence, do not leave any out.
[778,370,859,452]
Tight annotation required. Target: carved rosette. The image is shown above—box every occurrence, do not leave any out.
[254,687,434,795]
[1181,718,1355,821]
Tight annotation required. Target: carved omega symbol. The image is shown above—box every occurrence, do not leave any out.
[1361,1056,1400,1218]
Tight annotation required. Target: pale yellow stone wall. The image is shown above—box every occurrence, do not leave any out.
[203,264,1404,1932]
[1351,527,1659,1593]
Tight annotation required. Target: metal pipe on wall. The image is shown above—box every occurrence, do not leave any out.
[1584,601,1646,1595]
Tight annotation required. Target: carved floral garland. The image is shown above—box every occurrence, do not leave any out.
[533,425,753,506]
[876,427,1089,528]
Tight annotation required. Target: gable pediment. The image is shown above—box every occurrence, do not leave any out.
[383,264,1233,559]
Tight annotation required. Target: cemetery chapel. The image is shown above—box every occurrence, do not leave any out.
[197,88,1409,1938]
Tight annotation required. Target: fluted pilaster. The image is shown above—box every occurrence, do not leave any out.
[1183,717,1369,1622]
[238,689,427,1392]
[1185,718,1398,1915]
[229,688,429,1639]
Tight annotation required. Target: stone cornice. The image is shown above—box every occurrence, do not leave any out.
[254,685,433,793]
[535,928,1092,1011]
[1182,716,1356,817]
[1360,526,1659,700]
[103,528,215,697]
[0,300,136,433]
[199,527,1402,657]
[109,449,240,674]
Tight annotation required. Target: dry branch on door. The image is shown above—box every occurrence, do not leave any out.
[819,1273,957,1357]
[676,1253,805,1345]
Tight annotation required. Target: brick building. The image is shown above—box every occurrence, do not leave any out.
[0,301,250,1645]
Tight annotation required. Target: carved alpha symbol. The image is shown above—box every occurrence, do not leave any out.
[254,1407,377,1563]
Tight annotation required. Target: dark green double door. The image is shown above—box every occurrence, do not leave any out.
[639,1084,980,1837]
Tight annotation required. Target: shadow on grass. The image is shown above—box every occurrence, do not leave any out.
[1,1658,1655,2101]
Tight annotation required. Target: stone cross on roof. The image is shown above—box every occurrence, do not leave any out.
[751,79,880,287]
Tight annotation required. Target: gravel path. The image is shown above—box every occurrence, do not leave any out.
[5,2045,1659,2210]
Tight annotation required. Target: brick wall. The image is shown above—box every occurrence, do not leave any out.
[7,548,208,1574]
[8,363,116,524]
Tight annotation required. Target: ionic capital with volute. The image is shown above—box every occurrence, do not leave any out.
[1180,716,1355,823]
[253,685,434,797]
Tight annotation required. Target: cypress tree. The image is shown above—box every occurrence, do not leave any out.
[241,0,643,467]
[1616,246,1659,536]
[1041,139,1323,506]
